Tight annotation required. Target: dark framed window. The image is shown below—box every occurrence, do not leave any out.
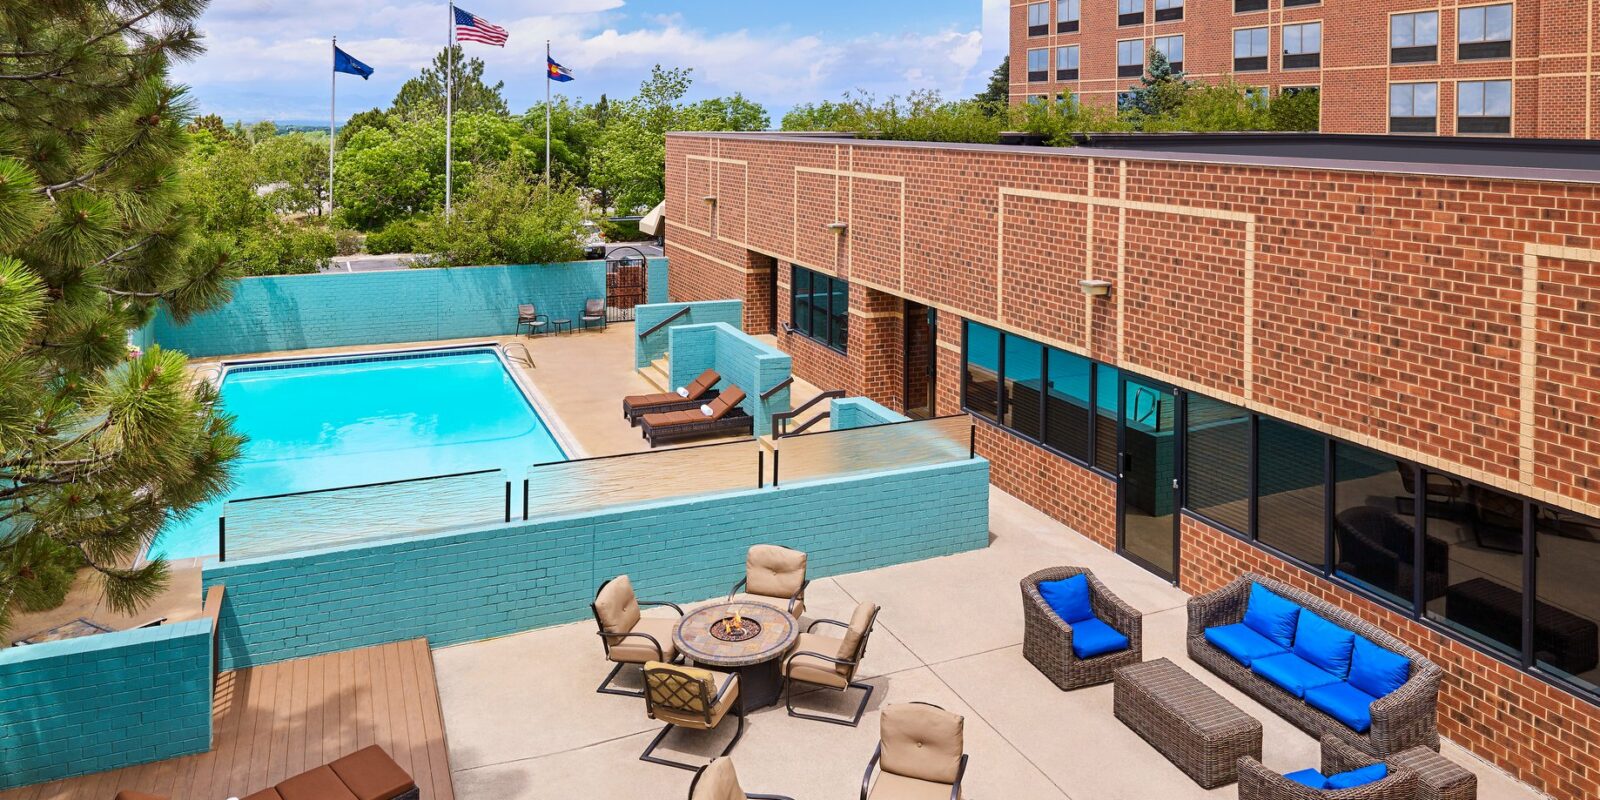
[962,322,1000,422]
[1117,40,1145,77]
[1331,444,1420,609]
[1154,35,1184,72]
[1155,0,1184,21]
[1534,505,1600,693]
[1235,0,1268,12]
[1045,348,1093,462]
[1184,394,1251,535]
[1457,79,1511,134]
[1458,4,1512,59]
[1057,45,1080,81]
[1257,417,1326,566]
[1389,82,1438,133]
[1283,0,1319,6]
[1002,336,1045,440]
[1282,22,1321,69]
[962,321,1111,473]
[1093,364,1120,472]
[1391,11,1439,63]
[1425,479,1526,659]
[1058,0,1080,32]
[1028,1,1051,36]
[1118,0,1144,26]
[1233,27,1269,72]
[789,265,847,353]
[1027,48,1049,82]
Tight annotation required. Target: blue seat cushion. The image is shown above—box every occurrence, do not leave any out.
[1305,682,1379,733]
[1251,653,1342,699]
[1071,616,1131,659]
[1243,582,1301,649]
[1326,763,1389,789]
[1283,769,1329,790]
[1205,623,1289,666]
[1348,636,1411,699]
[1292,610,1357,679]
[1039,574,1094,624]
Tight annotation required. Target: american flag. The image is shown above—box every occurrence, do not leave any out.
[453,6,508,46]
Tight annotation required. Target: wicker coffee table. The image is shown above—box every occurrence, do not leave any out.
[1114,657,1262,788]
[674,600,798,711]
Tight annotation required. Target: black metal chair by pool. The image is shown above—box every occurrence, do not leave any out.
[516,304,549,337]
[581,297,607,331]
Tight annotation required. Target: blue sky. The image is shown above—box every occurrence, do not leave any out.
[172,0,1009,126]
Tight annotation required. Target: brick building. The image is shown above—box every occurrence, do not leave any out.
[1008,0,1600,137]
[663,129,1600,800]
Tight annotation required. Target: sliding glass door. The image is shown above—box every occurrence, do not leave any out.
[1118,375,1180,581]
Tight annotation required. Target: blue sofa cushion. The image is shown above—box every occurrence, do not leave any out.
[1283,769,1328,789]
[1205,623,1289,666]
[1243,582,1301,649]
[1071,616,1131,659]
[1251,653,1342,699]
[1039,575,1093,624]
[1292,610,1357,679]
[1305,682,1379,733]
[1326,763,1389,790]
[1348,636,1411,699]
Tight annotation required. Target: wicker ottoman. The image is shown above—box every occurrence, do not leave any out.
[1390,746,1478,800]
[1114,657,1263,788]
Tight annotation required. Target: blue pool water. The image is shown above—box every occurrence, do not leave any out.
[149,348,566,560]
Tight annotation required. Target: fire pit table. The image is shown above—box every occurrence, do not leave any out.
[674,600,799,711]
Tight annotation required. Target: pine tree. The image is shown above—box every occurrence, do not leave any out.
[973,56,1011,114]
[390,46,509,122]
[0,0,243,633]
[1123,47,1192,120]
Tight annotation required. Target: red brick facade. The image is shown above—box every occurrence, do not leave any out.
[663,131,1600,800]
[1009,0,1600,137]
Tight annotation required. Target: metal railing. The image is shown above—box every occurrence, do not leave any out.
[638,306,691,340]
[759,377,793,401]
[499,341,535,368]
[767,414,975,487]
[771,389,846,438]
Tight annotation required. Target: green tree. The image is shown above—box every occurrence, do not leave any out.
[973,56,1011,113]
[255,132,329,216]
[0,0,244,633]
[334,113,533,230]
[1270,88,1321,131]
[182,142,334,276]
[1144,79,1270,132]
[783,90,1008,143]
[391,46,509,121]
[1123,48,1191,121]
[337,107,391,148]
[413,166,586,267]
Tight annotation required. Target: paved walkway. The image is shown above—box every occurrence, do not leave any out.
[432,488,1547,800]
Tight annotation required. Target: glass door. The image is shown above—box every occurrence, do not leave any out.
[1118,375,1180,581]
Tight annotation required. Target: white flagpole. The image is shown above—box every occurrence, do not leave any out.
[544,40,552,185]
[445,3,454,217]
[329,36,336,219]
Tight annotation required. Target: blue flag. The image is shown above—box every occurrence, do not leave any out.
[547,57,574,83]
[333,46,373,80]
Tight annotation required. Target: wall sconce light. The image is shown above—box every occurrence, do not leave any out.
[701,195,718,204]
[826,221,849,234]
[1079,279,1113,297]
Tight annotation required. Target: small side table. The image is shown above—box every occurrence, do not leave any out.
[551,319,572,336]
[1390,746,1478,800]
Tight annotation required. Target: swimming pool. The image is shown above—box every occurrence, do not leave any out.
[149,346,567,561]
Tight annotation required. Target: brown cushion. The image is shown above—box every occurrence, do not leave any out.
[241,790,285,800]
[685,369,721,397]
[730,592,806,619]
[606,616,679,664]
[708,387,746,419]
[115,792,168,800]
[745,545,806,600]
[624,391,682,407]
[838,602,879,672]
[866,771,958,800]
[880,703,964,785]
[329,746,415,800]
[594,575,641,634]
[645,662,739,729]
[690,757,745,800]
[275,766,359,800]
[642,409,703,427]
[784,633,850,688]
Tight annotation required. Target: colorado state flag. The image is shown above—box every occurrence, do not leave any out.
[547,56,574,83]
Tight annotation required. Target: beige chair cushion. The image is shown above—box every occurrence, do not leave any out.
[594,575,641,634]
[645,662,738,729]
[880,703,965,785]
[867,771,960,800]
[745,545,807,599]
[606,616,679,664]
[784,632,851,688]
[690,757,745,800]
[838,602,879,670]
[729,592,806,619]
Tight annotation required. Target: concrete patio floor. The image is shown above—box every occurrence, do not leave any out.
[432,488,1548,800]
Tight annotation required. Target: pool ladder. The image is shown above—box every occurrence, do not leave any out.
[500,342,536,369]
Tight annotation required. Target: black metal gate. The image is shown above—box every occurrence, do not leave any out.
[605,249,648,322]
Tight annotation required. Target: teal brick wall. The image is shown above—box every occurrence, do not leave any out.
[201,457,989,670]
[0,620,213,789]
[634,299,743,368]
[647,257,670,304]
[668,322,790,437]
[832,397,910,430]
[149,261,609,358]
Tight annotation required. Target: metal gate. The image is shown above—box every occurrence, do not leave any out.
[605,249,648,322]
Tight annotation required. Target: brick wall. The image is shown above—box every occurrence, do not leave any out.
[667,322,792,436]
[634,299,744,368]
[832,397,910,430]
[0,620,213,789]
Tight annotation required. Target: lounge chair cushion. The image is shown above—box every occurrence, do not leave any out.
[691,758,745,800]
[1070,616,1130,659]
[1326,763,1389,789]
[1292,610,1357,679]
[1243,582,1301,649]
[115,793,169,800]
[594,575,641,634]
[1283,769,1329,790]
[1305,682,1378,733]
[1250,652,1342,699]
[866,771,956,800]
[785,632,851,688]
[880,703,965,785]
[275,766,359,800]
[1204,623,1288,666]
[745,545,807,601]
[241,790,284,800]
[329,745,416,800]
[1038,574,1093,624]
[1347,636,1411,699]
[605,616,680,664]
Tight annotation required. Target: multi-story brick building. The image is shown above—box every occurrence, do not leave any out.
[663,129,1600,800]
[1008,0,1600,137]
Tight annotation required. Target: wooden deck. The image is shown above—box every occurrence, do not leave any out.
[2,639,454,800]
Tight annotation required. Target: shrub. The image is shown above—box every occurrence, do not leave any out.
[365,218,424,254]
[334,229,364,256]
[601,217,647,242]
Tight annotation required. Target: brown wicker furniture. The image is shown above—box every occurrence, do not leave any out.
[729,545,809,617]
[1188,573,1442,758]
[581,297,607,331]
[688,758,796,800]
[1238,735,1419,800]
[1113,657,1263,789]
[623,369,723,424]
[860,702,969,800]
[674,600,799,711]
[641,661,746,771]
[591,575,686,697]
[1021,566,1143,690]
[781,601,880,726]
[640,386,752,447]
[516,303,548,337]
[1389,745,1478,800]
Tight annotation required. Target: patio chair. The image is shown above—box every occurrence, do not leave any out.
[591,575,686,697]
[728,545,809,617]
[623,368,723,425]
[859,702,968,800]
[1238,735,1418,800]
[781,601,880,726]
[640,386,752,447]
[641,661,746,771]
[580,297,608,331]
[688,758,795,800]
[1021,566,1142,690]
[516,304,549,337]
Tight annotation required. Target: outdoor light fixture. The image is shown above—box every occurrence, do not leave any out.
[1079,279,1113,297]
[826,221,849,233]
[702,195,717,203]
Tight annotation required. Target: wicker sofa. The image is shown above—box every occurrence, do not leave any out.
[1187,573,1442,758]
[1022,566,1143,690]
[1238,735,1420,800]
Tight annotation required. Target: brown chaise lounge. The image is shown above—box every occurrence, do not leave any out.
[623,369,722,425]
[640,386,751,447]
[114,745,417,800]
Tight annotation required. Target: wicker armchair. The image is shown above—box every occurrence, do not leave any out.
[1021,566,1143,690]
[1238,735,1419,800]
[1187,573,1442,757]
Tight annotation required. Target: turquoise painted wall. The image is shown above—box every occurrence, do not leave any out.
[832,397,910,430]
[647,257,670,304]
[633,299,743,368]
[0,620,213,789]
[668,322,790,437]
[149,261,609,358]
[202,457,989,670]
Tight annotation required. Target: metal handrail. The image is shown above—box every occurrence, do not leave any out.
[787,412,830,436]
[760,377,794,401]
[500,341,535,368]
[771,389,846,438]
[638,306,690,340]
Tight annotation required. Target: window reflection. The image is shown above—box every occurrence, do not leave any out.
[1002,336,1044,440]
[1424,480,1525,657]
[1044,349,1092,461]
[1185,394,1251,534]
[1331,444,1423,609]
[963,322,1000,421]
[1257,417,1326,565]
[1535,506,1600,692]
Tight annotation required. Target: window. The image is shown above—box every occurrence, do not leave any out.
[1426,480,1525,659]
[1185,395,1251,535]
[1458,79,1511,133]
[1535,506,1600,694]
[1235,0,1268,13]
[1058,0,1080,32]
[1389,82,1438,132]
[1118,39,1145,77]
[1155,0,1184,22]
[1094,365,1120,471]
[1246,86,1270,109]
[1027,93,1050,105]
[1045,349,1092,462]
[1002,336,1045,440]
[1283,0,1319,8]
[962,322,1112,471]
[1119,0,1144,26]
[1028,2,1051,36]
[1057,45,1081,81]
[1459,4,1512,59]
[1282,22,1321,69]
[1391,11,1439,63]
[1027,48,1049,82]
[1257,418,1326,566]
[1154,35,1184,71]
[1233,27,1269,71]
[789,265,847,352]
[1331,445,1419,609]
[1056,90,1080,105]
[962,322,1000,421]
